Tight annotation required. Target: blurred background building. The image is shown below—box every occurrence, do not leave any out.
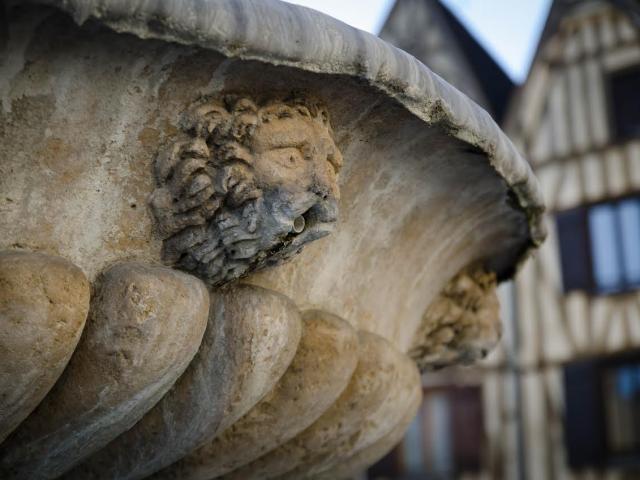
[365,0,640,479]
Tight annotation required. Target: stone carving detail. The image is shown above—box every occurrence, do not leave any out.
[150,95,343,286]
[409,266,502,371]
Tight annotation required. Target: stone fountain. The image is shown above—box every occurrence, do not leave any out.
[0,0,545,478]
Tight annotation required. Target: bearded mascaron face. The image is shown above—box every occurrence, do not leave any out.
[149,96,342,286]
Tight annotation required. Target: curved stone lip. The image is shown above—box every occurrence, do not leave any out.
[30,0,546,275]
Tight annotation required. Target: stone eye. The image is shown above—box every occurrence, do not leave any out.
[326,148,342,174]
[273,147,304,169]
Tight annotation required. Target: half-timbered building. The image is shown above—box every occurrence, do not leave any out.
[375,1,640,479]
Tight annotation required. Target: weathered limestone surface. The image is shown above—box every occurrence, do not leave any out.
[0,1,547,477]
[222,331,421,480]
[66,284,301,480]
[155,309,359,480]
[0,251,90,443]
[409,266,502,371]
[279,331,422,480]
[1,1,545,352]
[311,387,423,480]
[0,263,209,480]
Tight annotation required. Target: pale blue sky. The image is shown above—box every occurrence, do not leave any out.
[284,0,553,83]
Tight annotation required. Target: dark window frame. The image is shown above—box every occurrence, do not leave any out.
[564,349,640,472]
[368,384,485,479]
[605,64,640,143]
[556,192,640,296]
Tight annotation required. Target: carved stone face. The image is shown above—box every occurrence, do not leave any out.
[149,96,342,286]
[409,267,501,372]
[249,110,342,239]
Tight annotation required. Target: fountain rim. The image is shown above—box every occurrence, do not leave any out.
[25,0,546,275]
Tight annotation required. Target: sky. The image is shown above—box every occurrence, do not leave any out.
[284,0,553,84]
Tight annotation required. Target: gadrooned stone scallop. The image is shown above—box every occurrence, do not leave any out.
[0,262,210,479]
[0,251,90,444]
[279,329,422,479]
[65,283,302,480]
[221,330,419,480]
[155,309,359,480]
[279,330,422,480]
[311,389,422,480]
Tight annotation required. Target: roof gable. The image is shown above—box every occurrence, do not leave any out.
[379,0,514,122]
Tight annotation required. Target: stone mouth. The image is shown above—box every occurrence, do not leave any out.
[288,221,334,248]
[286,200,337,249]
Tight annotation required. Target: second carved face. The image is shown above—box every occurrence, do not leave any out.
[150,95,342,286]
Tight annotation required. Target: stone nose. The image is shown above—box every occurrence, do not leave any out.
[312,160,340,202]
[306,197,339,225]
[309,137,342,201]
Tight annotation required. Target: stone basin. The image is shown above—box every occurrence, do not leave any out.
[0,0,545,478]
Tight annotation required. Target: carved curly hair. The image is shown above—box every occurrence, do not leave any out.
[149,94,339,286]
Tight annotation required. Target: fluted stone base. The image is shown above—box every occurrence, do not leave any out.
[0,251,423,479]
[0,262,210,479]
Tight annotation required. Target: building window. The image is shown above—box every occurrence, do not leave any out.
[368,385,484,479]
[556,195,640,295]
[603,363,640,456]
[609,67,640,141]
[564,351,640,470]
